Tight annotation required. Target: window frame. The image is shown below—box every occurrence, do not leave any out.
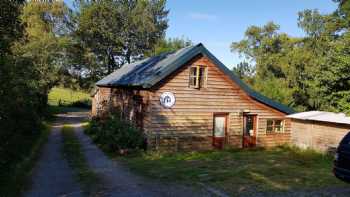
[266,119,284,133]
[189,65,207,89]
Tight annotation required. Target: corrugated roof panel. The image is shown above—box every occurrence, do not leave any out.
[287,111,350,125]
[96,45,196,87]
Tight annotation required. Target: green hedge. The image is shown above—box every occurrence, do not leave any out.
[85,114,145,153]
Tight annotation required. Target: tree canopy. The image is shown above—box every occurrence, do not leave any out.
[149,37,193,56]
[75,0,168,75]
[231,0,350,114]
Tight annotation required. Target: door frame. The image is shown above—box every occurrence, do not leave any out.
[242,113,257,148]
[212,113,228,149]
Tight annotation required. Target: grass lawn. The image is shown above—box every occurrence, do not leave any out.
[61,125,100,195]
[0,123,50,196]
[48,87,91,114]
[48,87,91,106]
[120,146,346,195]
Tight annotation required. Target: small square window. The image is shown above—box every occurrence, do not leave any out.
[266,119,284,133]
[189,66,207,89]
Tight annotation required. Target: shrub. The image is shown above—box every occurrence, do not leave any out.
[85,114,145,153]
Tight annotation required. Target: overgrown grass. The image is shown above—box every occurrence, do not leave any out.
[61,125,100,195]
[0,123,50,196]
[120,146,346,195]
[48,87,91,107]
[48,87,91,115]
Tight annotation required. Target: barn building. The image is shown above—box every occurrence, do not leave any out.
[287,111,350,152]
[92,43,294,151]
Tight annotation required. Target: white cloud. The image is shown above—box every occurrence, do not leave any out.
[188,12,218,21]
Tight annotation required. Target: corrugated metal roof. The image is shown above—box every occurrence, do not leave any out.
[287,111,350,125]
[96,45,194,87]
[96,43,294,114]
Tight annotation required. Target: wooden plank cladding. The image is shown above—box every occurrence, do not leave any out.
[93,44,293,151]
[291,119,350,152]
[146,55,291,150]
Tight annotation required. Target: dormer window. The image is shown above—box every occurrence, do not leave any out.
[189,65,207,89]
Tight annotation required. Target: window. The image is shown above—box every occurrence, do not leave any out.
[189,65,207,89]
[266,119,284,133]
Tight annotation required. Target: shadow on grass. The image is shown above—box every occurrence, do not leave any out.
[118,146,346,195]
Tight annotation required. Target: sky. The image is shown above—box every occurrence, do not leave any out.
[166,1,337,68]
[65,0,337,69]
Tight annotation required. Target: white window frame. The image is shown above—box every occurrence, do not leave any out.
[266,119,284,133]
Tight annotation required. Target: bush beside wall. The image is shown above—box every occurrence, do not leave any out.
[85,113,145,154]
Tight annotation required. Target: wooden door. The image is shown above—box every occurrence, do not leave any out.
[243,114,257,148]
[213,114,227,149]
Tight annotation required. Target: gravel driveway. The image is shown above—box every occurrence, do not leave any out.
[25,111,212,197]
[73,115,211,197]
[25,114,83,197]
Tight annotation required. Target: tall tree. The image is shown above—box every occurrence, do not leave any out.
[0,0,27,133]
[231,22,304,109]
[75,0,169,78]
[18,1,74,96]
[231,0,350,114]
[0,1,74,134]
[0,0,23,55]
[232,61,255,80]
[149,37,192,56]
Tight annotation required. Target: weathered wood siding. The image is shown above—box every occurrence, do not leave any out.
[92,87,150,129]
[91,94,97,116]
[291,119,350,152]
[92,87,112,117]
[146,55,291,150]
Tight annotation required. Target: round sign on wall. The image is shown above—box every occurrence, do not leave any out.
[160,92,176,108]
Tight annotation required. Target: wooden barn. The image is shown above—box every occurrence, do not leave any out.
[91,43,294,151]
[287,111,350,152]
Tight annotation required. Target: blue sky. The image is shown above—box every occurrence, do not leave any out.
[65,0,337,68]
[166,1,337,68]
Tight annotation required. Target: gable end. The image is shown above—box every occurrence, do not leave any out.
[146,44,294,114]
